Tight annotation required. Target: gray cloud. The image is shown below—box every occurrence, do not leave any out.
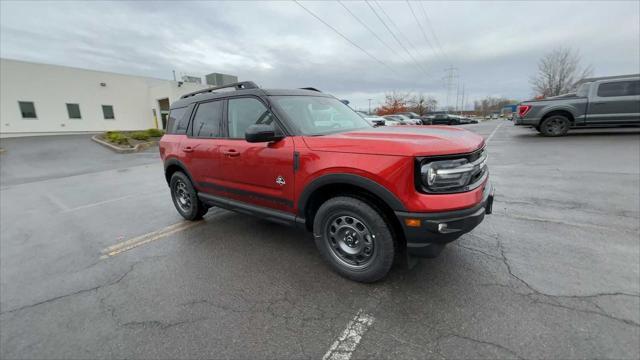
[1,0,638,111]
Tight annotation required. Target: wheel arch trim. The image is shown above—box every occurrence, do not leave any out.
[164,158,196,187]
[297,173,407,216]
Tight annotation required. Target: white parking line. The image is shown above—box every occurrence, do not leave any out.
[323,309,375,360]
[486,121,504,143]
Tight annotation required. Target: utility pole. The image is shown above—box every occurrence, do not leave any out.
[367,99,373,114]
[443,66,458,113]
[460,82,465,115]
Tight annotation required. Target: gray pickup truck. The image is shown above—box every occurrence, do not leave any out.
[514,74,640,136]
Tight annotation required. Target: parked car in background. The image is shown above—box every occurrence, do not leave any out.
[383,115,408,125]
[515,74,640,136]
[356,111,386,126]
[388,114,422,125]
[395,112,424,124]
[431,114,461,125]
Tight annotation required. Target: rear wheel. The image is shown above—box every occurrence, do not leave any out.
[313,197,395,282]
[170,172,208,221]
[539,115,570,136]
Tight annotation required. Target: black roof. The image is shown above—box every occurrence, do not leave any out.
[171,81,333,109]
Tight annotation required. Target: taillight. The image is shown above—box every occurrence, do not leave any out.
[518,105,532,117]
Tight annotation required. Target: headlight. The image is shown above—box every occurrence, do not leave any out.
[418,149,488,193]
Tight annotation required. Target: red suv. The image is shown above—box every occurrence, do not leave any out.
[160,82,493,282]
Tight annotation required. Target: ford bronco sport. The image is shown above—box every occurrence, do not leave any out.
[160,82,493,282]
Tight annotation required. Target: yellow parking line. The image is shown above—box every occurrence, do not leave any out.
[100,220,202,258]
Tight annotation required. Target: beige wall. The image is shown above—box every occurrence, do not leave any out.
[0,59,207,137]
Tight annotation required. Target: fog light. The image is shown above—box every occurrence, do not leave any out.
[438,223,448,233]
[404,219,421,227]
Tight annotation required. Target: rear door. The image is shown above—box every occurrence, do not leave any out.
[216,96,296,213]
[180,99,225,190]
[586,80,640,125]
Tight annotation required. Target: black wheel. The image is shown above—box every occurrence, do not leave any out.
[313,197,395,283]
[539,115,570,136]
[169,172,208,221]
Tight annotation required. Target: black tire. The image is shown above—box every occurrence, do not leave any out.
[313,196,395,283]
[169,172,208,221]
[539,115,570,136]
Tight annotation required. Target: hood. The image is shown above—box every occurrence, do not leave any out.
[302,126,485,157]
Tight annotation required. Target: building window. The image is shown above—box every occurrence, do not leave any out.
[66,103,82,119]
[18,101,37,119]
[102,105,115,119]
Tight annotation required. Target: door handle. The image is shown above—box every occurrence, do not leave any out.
[183,146,194,153]
[591,102,605,105]
[223,149,240,157]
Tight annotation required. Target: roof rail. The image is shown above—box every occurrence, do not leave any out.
[180,81,259,99]
[299,87,322,92]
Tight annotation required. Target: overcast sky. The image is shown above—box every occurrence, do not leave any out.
[1,0,638,111]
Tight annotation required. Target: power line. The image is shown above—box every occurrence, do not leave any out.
[406,0,443,63]
[373,0,431,73]
[364,0,430,78]
[293,0,398,75]
[418,1,449,63]
[337,0,410,64]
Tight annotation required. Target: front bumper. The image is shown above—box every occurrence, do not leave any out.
[395,183,494,257]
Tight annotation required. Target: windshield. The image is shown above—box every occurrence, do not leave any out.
[270,96,371,135]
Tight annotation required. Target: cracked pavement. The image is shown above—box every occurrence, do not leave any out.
[1,122,639,359]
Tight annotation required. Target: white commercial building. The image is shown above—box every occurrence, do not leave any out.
[0,58,235,137]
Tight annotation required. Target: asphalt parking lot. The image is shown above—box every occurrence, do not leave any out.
[1,121,639,359]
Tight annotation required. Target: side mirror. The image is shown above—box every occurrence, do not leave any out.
[245,124,284,143]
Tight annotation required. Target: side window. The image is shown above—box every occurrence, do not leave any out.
[227,98,274,139]
[597,81,629,97]
[166,107,188,134]
[192,100,223,138]
[627,80,640,96]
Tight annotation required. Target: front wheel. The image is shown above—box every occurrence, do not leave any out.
[313,197,395,283]
[539,115,570,136]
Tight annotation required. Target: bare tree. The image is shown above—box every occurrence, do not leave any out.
[530,47,593,97]
[408,93,438,115]
[473,96,518,117]
[376,91,410,115]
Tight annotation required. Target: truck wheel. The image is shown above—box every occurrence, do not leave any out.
[313,197,395,283]
[539,115,570,136]
[170,172,208,221]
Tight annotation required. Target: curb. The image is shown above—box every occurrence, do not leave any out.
[91,135,157,154]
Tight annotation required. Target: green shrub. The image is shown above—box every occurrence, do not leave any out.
[105,131,129,145]
[130,131,150,141]
[146,128,164,137]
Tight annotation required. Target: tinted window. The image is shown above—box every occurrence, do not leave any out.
[597,81,639,97]
[18,101,37,118]
[228,98,274,138]
[166,107,189,134]
[66,103,81,119]
[627,80,640,96]
[102,105,115,119]
[192,100,223,138]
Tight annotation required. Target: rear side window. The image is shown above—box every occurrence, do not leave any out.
[192,100,223,138]
[166,107,189,135]
[597,81,639,97]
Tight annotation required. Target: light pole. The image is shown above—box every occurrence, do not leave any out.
[367,99,373,114]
